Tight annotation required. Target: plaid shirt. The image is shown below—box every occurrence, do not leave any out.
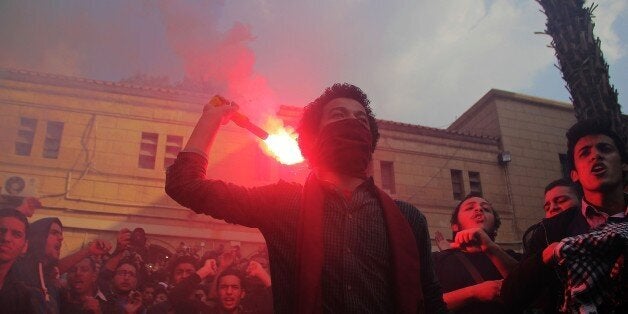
[556,221,627,312]
[166,152,445,313]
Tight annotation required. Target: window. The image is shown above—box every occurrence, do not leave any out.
[469,171,483,196]
[450,169,464,200]
[138,132,158,169]
[164,135,183,169]
[43,121,64,159]
[558,153,569,179]
[15,117,37,156]
[380,161,396,194]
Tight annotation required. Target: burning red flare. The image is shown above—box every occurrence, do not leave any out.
[211,95,303,165]
[260,117,304,165]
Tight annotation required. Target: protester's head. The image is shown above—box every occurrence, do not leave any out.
[67,257,98,296]
[113,261,138,294]
[170,255,198,285]
[566,118,627,194]
[0,209,29,264]
[450,193,501,240]
[27,217,63,263]
[131,228,146,248]
[297,83,380,175]
[153,286,168,305]
[543,178,580,218]
[192,285,208,303]
[141,283,156,307]
[216,268,246,312]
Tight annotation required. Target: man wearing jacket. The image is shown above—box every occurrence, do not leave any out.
[501,118,627,312]
[166,83,445,313]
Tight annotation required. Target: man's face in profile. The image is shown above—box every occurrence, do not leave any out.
[45,222,63,261]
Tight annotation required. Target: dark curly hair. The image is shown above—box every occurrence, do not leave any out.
[296,83,380,164]
[566,118,627,173]
[215,267,246,291]
[167,255,199,282]
[450,193,501,241]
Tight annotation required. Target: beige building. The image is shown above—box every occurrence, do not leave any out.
[0,68,577,259]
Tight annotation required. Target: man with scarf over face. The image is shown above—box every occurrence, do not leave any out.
[166,83,446,313]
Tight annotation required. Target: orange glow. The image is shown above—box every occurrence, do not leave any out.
[260,117,304,165]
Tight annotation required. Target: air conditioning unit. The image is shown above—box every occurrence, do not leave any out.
[0,174,39,197]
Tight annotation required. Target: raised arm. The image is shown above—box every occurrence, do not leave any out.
[450,228,518,277]
[165,97,296,228]
[58,239,112,275]
[183,96,238,158]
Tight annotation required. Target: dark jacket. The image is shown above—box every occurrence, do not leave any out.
[501,206,623,312]
[13,217,63,314]
[0,265,37,313]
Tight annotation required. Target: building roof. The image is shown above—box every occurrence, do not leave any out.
[0,68,524,145]
[448,88,573,132]
[0,67,210,104]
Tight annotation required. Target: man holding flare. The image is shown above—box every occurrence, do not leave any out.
[165,83,445,313]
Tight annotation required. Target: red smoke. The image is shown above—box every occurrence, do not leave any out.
[153,1,277,120]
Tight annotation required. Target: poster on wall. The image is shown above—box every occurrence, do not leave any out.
[0,173,39,197]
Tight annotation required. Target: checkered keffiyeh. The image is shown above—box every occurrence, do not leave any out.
[556,222,627,313]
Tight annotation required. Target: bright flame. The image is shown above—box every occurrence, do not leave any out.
[260,117,304,165]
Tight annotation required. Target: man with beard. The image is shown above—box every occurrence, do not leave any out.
[501,118,627,312]
[12,215,112,314]
[166,83,445,313]
[12,217,65,313]
[61,257,106,313]
[432,194,519,313]
[147,255,215,314]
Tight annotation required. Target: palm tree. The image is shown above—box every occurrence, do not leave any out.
[536,0,626,143]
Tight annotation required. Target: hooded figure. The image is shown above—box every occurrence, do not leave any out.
[13,217,63,314]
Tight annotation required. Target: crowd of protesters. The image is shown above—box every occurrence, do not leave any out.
[0,83,626,313]
[0,201,274,314]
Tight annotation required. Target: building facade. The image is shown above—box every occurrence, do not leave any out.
[0,68,577,257]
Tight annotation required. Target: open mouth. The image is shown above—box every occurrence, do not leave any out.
[591,163,607,176]
[472,214,484,222]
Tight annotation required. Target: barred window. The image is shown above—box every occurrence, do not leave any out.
[450,169,464,200]
[164,135,183,169]
[43,121,64,159]
[469,171,483,196]
[139,132,158,169]
[15,117,37,156]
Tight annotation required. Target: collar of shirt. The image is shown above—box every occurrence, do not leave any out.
[315,175,378,196]
[581,196,628,228]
